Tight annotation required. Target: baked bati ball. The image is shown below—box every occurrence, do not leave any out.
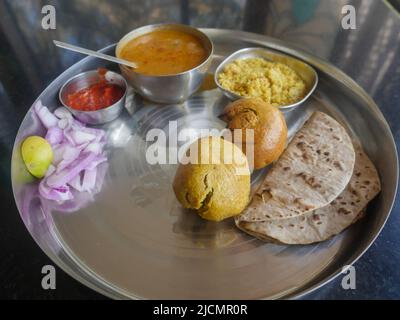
[220,98,287,170]
[173,136,250,222]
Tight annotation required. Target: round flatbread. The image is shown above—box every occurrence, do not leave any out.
[236,146,381,244]
[237,112,355,222]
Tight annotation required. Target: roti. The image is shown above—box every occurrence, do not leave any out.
[236,146,381,244]
[237,112,355,222]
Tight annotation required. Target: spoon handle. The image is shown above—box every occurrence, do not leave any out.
[53,40,137,69]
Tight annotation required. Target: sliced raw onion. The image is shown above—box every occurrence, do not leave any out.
[45,126,63,145]
[39,179,73,201]
[34,101,58,129]
[46,151,97,188]
[34,101,107,202]
[54,107,73,120]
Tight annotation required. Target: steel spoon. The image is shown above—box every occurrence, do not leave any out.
[53,40,137,69]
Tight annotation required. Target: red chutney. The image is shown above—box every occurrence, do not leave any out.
[66,80,124,111]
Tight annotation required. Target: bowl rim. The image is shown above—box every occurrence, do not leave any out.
[115,23,214,78]
[214,47,319,110]
[58,69,128,114]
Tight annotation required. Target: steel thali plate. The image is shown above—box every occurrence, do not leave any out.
[11,29,398,299]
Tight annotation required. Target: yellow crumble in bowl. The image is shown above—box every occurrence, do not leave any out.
[217,58,307,107]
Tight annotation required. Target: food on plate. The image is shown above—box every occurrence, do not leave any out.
[33,100,107,201]
[66,79,125,111]
[119,29,208,76]
[173,136,250,222]
[217,58,307,106]
[236,112,355,222]
[220,98,287,170]
[236,145,381,244]
[21,136,54,178]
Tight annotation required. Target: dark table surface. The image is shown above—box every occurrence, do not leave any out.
[0,0,399,300]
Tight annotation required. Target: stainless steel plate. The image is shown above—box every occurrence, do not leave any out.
[11,29,398,299]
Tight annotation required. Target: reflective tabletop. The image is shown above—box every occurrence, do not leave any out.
[0,0,399,299]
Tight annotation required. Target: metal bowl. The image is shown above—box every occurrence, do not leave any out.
[59,70,127,125]
[115,23,213,104]
[214,47,319,112]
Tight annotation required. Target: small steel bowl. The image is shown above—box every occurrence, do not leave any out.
[215,47,319,112]
[59,70,127,125]
[116,23,213,104]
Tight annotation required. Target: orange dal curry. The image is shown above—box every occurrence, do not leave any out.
[119,29,208,76]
